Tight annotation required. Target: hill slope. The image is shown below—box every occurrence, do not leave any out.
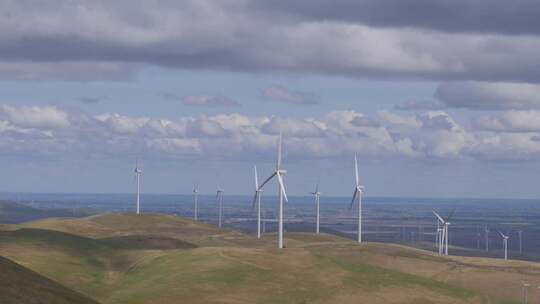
[0,255,100,304]
[0,213,533,303]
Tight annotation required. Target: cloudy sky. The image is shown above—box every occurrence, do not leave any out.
[1,0,540,198]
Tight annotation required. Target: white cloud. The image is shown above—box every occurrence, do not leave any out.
[474,111,540,132]
[1,104,540,161]
[0,105,71,129]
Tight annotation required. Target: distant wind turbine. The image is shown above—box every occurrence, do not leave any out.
[252,165,263,239]
[433,210,454,256]
[134,159,142,215]
[216,185,224,228]
[350,154,365,243]
[255,133,288,249]
[310,180,322,234]
[193,184,199,221]
[499,231,509,260]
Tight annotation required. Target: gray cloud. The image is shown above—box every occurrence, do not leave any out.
[394,100,446,111]
[260,85,318,105]
[78,96,108,104]
[181,95,240,107]
[254,0,540,35]
[434,82,540,110]
[1,1,540,82]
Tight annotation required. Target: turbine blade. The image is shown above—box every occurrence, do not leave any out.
[432,211,445,223]
[354,153,359,186]
[445,208,456,222]
[252,191,258,209]
[498,231,506,238]
[258,172,277,190]
[315,178,320,194]
[277,173,288,202]
[254,165,259,189]
[350,188,358,210]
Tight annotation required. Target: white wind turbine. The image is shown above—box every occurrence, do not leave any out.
[216,185,224,228]
[193,184,199,221]
[310,180,322,234]
[134,159,142,215]
[350,154,365,243]
[256,133,288,249]
[499,231,509,260]
[252,165,264,239]
[433,210,453,256]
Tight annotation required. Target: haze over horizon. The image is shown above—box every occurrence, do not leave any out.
[1,1,540,199]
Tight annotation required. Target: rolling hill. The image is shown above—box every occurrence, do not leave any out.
[0,213,535,303]
[0,255,100,304]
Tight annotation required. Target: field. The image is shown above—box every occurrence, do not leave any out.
[0,213,536,303]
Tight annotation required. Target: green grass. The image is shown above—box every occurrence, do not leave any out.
[318,254,474,299]
[0,214,531,304]
[0,255,100,304]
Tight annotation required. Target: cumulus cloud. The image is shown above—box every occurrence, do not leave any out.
[181,95,240,107]
[474,111,540,132]
[1,104,540,161]
[1,1,540,82]
[260,85,318,105]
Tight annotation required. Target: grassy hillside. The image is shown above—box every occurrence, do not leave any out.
[0,255,100,304]
[0,213,533,303]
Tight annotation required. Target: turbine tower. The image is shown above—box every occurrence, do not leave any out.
[310,181,322,234]
[499,231,509,260]
[518,230,523,255]
[193,184,199,221]
[485,226,490,252]
[350,154,365,243]
[252,165,263,239]
[216,185,224,228]
[435,220,443,255]
[256,133,288,249]
[134,159,142,215]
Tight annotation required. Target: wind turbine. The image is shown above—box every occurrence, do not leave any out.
[252,165,263,239]
[193,184,199,221]
[310,180,322,234]
[216,185,224,228]
[499,231,509,260]
[485,226,490,252]
[255,133,288,249]
[134,159,142,215]
[433,210,453,256]
[350,154,365,243]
